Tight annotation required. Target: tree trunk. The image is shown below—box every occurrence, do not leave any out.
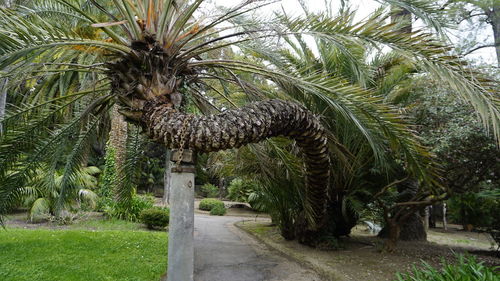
[379,178,427,241]
[0,78,7,134]
[490,6,500,66]
[385,219,401,252]
[140,99,330,230]
[163,150,172,205]
[398,212,427,241]
[109,105,128,200]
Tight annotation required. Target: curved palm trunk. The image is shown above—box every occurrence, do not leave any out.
[141,99,330,229]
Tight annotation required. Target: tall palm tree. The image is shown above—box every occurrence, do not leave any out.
[0,0,498,239]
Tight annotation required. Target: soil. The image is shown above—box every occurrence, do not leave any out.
[238,221,500,281]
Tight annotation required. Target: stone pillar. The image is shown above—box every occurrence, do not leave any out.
[163,150,172,205]
[166,150,195,281]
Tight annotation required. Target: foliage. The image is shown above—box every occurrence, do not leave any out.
[199,198,224,211]
[201,183,219,198]
[410,79,500,193]
[98,143,116,202]
[408,79,500,230]
[0,0,498,247]
[224,139,306,240]
[140,208,170,230]
[395,255,500,281]
[104,194,154,222]
[209,204,226,216]
[448,192,500,227]
[20,165,100,222]
[0,228,167,281]
[227,178,257,202]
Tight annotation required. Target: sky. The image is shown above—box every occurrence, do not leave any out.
[212,0,497,65]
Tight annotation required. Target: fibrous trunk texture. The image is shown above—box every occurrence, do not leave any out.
[142,99,330,229]
[109,105,128,199]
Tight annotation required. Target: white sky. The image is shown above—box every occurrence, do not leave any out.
[213,0,497,65]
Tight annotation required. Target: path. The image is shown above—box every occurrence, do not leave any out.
[194,214,322,281]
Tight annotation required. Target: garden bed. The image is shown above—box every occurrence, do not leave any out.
[237,221,500,281]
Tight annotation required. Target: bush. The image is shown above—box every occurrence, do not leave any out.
[227,178,258,202]
[396,255,499,281]
[140,208,170,229]
[201,183,219,198]
[448,192,500,228]
[199,198,224,211]
[210,204,226,216]
[104,194,155,221]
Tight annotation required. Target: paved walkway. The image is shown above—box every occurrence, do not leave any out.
[193,214,322,281]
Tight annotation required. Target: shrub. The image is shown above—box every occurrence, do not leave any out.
[201,183,219,198]
[140,208,170,229]
[104,194,155,221]
[227,178,258,202]
[210,204,226,216]
[199,198,224,211]
[396,255,499,281]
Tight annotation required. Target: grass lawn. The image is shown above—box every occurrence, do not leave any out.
[0,228,168,281]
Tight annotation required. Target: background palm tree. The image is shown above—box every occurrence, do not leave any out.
[209,3,499,244]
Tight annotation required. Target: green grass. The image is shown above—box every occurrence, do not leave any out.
[68,218,145,231]
[0,228,168,281]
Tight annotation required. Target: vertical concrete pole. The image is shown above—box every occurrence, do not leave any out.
[166,150,195,281]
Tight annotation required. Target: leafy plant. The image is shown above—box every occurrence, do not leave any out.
[209,204,226,216]
[448,192,499,228]
[22,165,100,222]
[140,208,169,230]
[227,178,257,202]
[104,194,154,222]
[201,183,218,198]
[396,255,500,281]
[199,198,224,211]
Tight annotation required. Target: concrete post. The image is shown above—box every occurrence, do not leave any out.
[166,150,195,281]
[163,150,172,205]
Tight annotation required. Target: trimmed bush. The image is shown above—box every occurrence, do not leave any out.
[140,208,170,229]
[199,198,224,211]
[396,255,499,281]
[210,204,226,216]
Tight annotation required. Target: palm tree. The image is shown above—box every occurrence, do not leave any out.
[0,0,332,231]
[0,0,498,241]
[210,4,500,244]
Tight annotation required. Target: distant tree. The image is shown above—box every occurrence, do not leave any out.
[446,0,500,65]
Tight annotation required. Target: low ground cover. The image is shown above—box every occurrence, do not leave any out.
[0,220,167,281]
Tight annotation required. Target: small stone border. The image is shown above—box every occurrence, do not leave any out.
[235,221,341,281]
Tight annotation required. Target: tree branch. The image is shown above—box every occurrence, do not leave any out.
[462,43,500,56]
